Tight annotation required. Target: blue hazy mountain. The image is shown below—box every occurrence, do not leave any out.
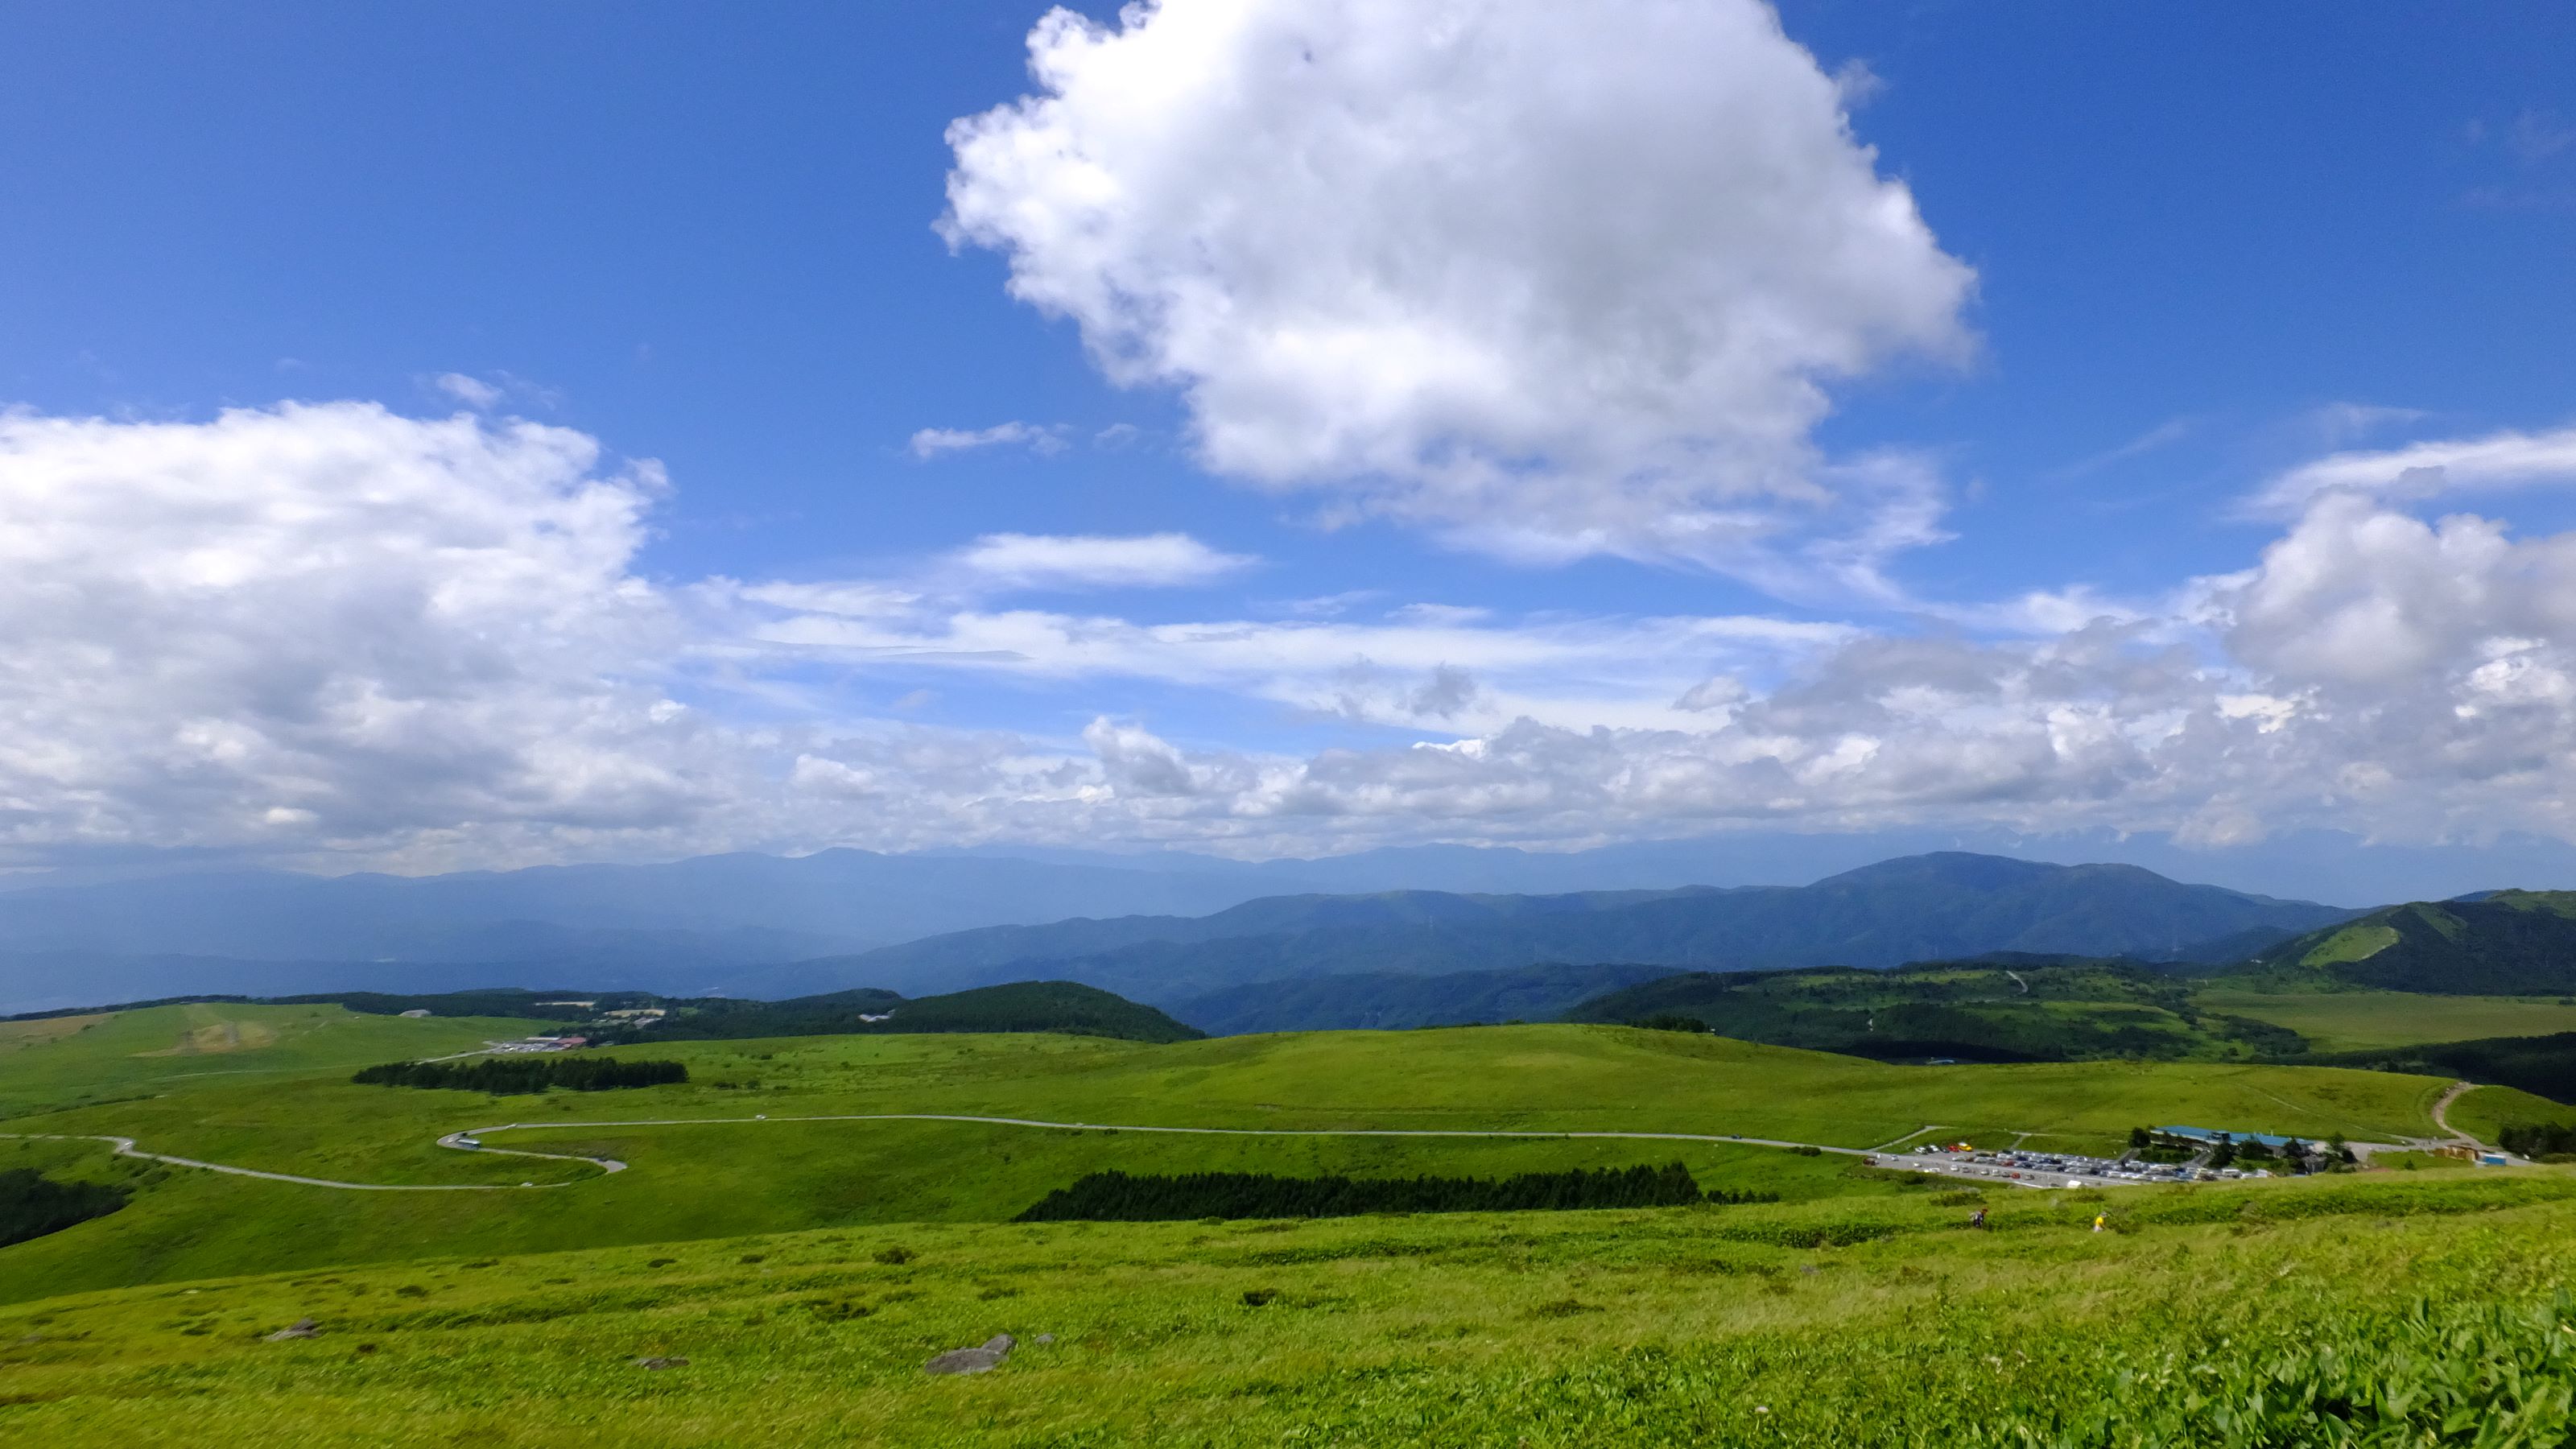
[0,848,2356,1015]
[785,852,2359,1005]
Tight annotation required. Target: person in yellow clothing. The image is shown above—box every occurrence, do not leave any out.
[2092,1213,2106,1233]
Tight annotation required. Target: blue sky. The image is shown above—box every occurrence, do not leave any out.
[4,2,2576,894]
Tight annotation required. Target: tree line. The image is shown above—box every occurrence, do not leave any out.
[1,1169,129,1249]
[352,1056,687,1094]
[1013,1162,1776,1222]
[2313,1032,2576,1106]
[2501,1122,2576,1158]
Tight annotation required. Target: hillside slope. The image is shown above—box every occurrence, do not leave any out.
[2230,891,2576,994]
[1166,962,1683,1035]
[1562,958,2307,1063]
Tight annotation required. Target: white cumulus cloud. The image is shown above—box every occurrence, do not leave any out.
[0,402,718,868]
[947,531,1257,591]
[942,0,1975,579]
[20,405,2576,868]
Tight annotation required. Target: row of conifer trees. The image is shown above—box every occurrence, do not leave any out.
[351,1056,687,1094]
[1013,1162,1775,1222]
[0,1168,129,1249]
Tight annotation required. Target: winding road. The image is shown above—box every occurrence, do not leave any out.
[4,1114,1915,1193]
[7,1088,2512,1193]
[0,1131,621,1191]
[444,1110,1890,1157]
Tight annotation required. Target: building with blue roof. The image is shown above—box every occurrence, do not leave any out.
[2155,1125,2305,1150]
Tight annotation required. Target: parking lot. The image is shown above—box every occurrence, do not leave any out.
[1866,1144,2274,1189]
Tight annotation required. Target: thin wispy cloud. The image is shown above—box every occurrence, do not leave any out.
[907,421,1068,458]
[432,372,504,409]
[2244,425,2576,516]
[946,532,1257,592]
[2048,417,2199,481]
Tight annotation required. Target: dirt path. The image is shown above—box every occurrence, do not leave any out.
[2429,1080,2482,1146]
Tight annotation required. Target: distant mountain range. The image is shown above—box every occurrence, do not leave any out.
[2233,891,2576,995]
[0,847,2360,1017]
[828,853,2356,1013]
[0,850,1298,1012]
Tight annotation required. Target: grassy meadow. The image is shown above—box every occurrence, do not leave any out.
[6,1169,2576,1447]
[0,1002,547,1121]
[0,1002,2479,1303]
[8,998,2576,1442]
[2200,989,2576,1052]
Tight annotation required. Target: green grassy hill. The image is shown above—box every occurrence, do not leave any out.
[4,1169,2574,1446]
[0,1002,543,1121]
[8,995,2576,1445]
[1563,958,2305,1062]
[1167,961,1681,1034]
[2230,892,2576,994]
[0,998,2467,1302]
[2194,989,2576,1052]
[612,980,1200,1043]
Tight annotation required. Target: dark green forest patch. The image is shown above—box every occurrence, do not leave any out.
[0,1167,128,1249]
[1015,1162,1774,1222]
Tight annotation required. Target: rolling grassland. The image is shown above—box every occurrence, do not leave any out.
[2198,990,2576,1054]
[5,1170,2574,1446]
[6,1001,2576,1443]
[0,1006,2466,1302]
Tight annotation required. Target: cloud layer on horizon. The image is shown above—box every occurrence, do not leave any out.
[6,402,2576,870]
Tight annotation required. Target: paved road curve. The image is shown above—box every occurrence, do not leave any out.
[0,1131,619,1191]
[18,1097,2500,1195]
[444,1111,1901,1157]
[2,1115,1918,1193]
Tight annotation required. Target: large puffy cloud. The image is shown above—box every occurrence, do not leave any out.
[2223,494,2575,687]
[0,403,721,868]
[941,0,1974,577]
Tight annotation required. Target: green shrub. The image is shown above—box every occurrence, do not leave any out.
[2023,1293,2576,1447]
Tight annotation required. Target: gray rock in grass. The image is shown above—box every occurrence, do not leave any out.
[924,1334,1016,1375]
[265,1318,320,1341]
